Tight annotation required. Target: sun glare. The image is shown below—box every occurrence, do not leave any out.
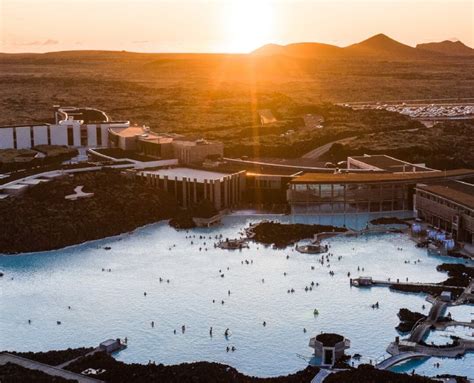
[224,0,274,53]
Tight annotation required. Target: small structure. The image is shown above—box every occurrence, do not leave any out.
[217,238,249,250]
[440,291,452,302]
[303,114,324,129]
[351,276,373,287]
[309,333,350,367]
[99,338,126,354]
[82,368,106,376]
[295,242,328,254]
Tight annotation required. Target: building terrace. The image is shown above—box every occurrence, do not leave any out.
[290,169,474,184]
[348,154,434,173]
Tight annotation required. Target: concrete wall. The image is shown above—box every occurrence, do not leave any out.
[87,124,97,147]
[15,127,32,149]
[142,170,245,210]
[100,126,109,147]
[50,125,68,145]
[73,125,81,147]
[33,125,48,146]
[172,141,224,164]
[0,128,14,149]
[1,121,129,150]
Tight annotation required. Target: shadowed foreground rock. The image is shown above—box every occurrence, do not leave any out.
[65,351,318,383]
[0,170,179,254]
[325,364,439,383]
[2,349,465,383]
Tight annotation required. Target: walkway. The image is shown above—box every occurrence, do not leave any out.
[56,348,101,369]
[0,352,103,383]
[375,352,428,370]
[409,299,447,343]
[311,369,335,383]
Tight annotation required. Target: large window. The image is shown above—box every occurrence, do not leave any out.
[67,128,74,146]
[320,203,333,213]
[320,184,332,200]
[295,184,307,192]
[96,127,102,146]
[308,184,320,197]
[80,128,88,146]
[382,200,393,211]
[332,184,345,201]
[369,201,380,212]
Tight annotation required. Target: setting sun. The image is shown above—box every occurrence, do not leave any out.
[223,0,274,53]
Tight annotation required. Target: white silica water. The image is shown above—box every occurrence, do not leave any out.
[1,215,472,378]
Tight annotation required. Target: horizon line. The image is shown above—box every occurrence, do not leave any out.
[1,33,471,55]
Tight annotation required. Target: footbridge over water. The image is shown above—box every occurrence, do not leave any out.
[408,299,448,343]
[375,352,428,370]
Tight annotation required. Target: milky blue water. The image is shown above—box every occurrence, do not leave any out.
[1,215,473,378]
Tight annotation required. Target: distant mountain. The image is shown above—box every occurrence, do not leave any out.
[345,33,435,60]
[2,34,472,63]
[416,40,474,56]
[252,33,457,61]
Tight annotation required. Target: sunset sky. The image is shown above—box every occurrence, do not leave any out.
[1,0,472,53]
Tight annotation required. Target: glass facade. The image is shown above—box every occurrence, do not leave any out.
[288,182,412,214]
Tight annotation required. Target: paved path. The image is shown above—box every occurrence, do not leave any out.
[311,369,335,383]
[56,348,100,369]
[0,352,103,383]
[301,136,356,159]
[409,299,447,343]
[375,351,428,370]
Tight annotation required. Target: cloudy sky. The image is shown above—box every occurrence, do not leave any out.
[1,0,472,53]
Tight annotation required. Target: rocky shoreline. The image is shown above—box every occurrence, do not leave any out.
[396,308,426,333]
[245,221,346,248]
[1,348,461,383]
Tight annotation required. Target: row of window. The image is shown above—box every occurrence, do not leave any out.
[66,127,103,146]
[291,200,407,213]
[417,191,473,217]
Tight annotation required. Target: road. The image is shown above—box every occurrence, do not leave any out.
[0,352,103,383]
[301,136,357,160]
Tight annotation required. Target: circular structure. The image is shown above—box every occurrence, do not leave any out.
[315,333,344,347]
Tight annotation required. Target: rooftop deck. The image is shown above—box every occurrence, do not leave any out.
[290,168,474,184]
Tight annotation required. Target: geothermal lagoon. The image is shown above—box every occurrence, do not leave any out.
[1,215,472,378]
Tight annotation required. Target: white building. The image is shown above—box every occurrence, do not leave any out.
[0,106,129,150]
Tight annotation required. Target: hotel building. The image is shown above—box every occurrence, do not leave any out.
[415,181,474,244]
[287,169,474,215]
[0,106,129,150]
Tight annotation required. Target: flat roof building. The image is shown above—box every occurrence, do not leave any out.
[348,154,433,173]
[0,106,129,150]
[287,169,474,216]
[137,167,245,210]
[108,126,223,165]
[415,180,474,245]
